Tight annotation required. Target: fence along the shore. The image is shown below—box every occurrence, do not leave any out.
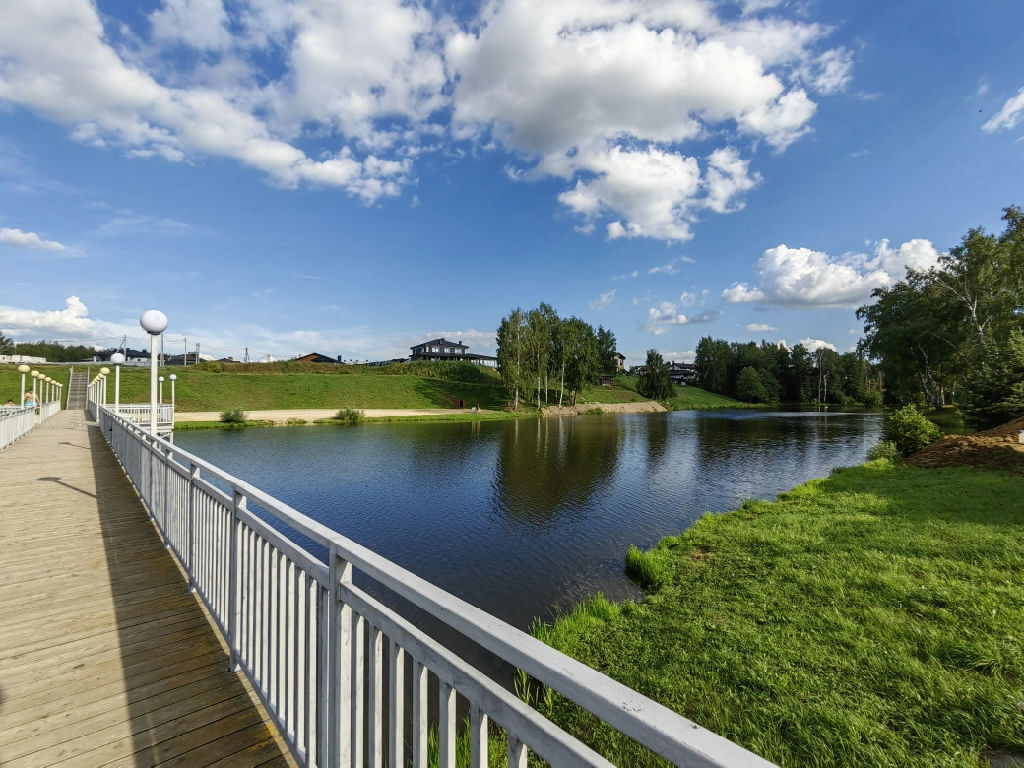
[93,401,777,768]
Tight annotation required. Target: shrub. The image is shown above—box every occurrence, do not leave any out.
[335,407,363,425]
[862,389,884,409]
[883,405,941,457]
[867,440,901,463]
[219,407,248,424]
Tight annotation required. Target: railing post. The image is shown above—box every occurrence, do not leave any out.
[328,544,353,767]
[228,490,244,671]
[187,462,198,591]
[163,445,171,545]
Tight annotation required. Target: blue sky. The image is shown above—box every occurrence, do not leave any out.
[1,0,1022,366]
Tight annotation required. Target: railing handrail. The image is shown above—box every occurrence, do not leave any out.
[94,402,773,768]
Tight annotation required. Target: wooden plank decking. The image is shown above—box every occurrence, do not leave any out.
[0,411,297,767]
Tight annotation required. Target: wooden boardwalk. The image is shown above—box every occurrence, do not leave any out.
[0,411,296,767]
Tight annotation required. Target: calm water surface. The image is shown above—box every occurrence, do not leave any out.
[176,410,882,631]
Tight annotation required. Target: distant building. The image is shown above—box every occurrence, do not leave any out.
[293,352,343,364]
[410,338,497,368]
[0,354,47,364]
[615,352,626,372]
[668,361,696,385]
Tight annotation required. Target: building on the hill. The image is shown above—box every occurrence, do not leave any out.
[410,338,497,368]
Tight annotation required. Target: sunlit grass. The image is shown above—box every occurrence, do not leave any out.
[534,462,1024,767]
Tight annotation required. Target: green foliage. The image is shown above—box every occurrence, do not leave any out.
[958,328,1024,429]
[859,204,1024,406]
[219,407,248,424]
[11,339,96,362]
[637,350,672,400]
[624,545,668,588]
[694,336,875,404]
[334,407,363,424]
[883,404,942,457]
[0,332,13,355]
[867,440,901,463]
[499,305,610,408]
[735,366,767,403]
[534,464,1024,767]
[596,325,618,375]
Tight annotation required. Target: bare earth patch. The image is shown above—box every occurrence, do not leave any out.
[905,416,1024,474]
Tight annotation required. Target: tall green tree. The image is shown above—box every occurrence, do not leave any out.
[637,349,673,400]
[694,337,730,394]
[496,308,528,409]
[596,326,618,375]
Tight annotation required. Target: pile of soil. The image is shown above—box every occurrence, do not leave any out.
[905,416,1024,473]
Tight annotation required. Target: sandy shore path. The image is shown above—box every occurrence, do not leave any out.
[174,408,480,423]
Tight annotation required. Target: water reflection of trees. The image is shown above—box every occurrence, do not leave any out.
[493,416,622,529]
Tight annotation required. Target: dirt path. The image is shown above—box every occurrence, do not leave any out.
[905,416,1024,473]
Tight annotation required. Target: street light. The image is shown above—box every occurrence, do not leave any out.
[100,367,110,406]
[158,375,164,404]
[110,352,125,415]
[18,364,29,405]
[140,309,168,435]
[169,373,177,411]
[30,370,39,407]
[45,376,52,403]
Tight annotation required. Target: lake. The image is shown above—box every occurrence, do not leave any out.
[175,409,883,632]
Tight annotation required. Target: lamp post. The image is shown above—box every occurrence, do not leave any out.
[100,368,109,406]
[158,375,164,405]
[18,364,29,405]
[110,352,125,415]
[45,376,52,403]
[140,310,168,435]
[31,370,39,407]
[169,373,176,411]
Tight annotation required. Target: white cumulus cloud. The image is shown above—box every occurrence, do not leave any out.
[0,227,66,251]
[799,338,836,353]
[746,322,778,331]
[723,237,942,307]
[0,296,101,338]
[448,0,844,241]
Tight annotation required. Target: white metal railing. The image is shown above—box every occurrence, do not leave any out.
[90,401,174,434]
[95,404,775,768]
[39,401,60,421]
[0,406,35,450]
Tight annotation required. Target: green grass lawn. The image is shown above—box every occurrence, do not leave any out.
[663,383,762,410]
[0,364,508,411]
[532,462,1024,767]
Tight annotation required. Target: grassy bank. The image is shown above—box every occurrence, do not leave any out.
[532,462,1024,767]
[582,374,757,410]
[0,364,758,415]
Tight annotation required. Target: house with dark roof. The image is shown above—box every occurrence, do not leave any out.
[293,352,343,364]
[669,361,696,384]
[410,338,497,367]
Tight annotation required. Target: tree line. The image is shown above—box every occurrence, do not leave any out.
[0,334,98,362]
[693,337,882,406]
[857,205,1023,428]
[496,304,618,408]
